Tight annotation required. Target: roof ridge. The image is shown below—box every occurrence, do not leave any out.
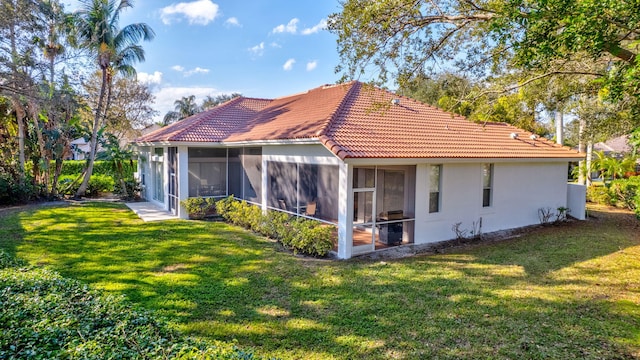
[171,97,245,139]
[314,81,357,138]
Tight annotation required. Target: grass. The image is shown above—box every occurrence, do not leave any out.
[0,201,639,359]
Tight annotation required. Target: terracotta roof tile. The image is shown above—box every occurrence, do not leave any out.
[136,81,583,160]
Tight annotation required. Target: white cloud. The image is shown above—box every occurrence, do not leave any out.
[171,65,210,76]
[184,67,210,76]
[283,58,295,71]
[272,18,298,34]
[137,71,163,85]
[306,61,317,71]
[301,19,327,35]
[225,17,240,27]
[249,42,265,56]
[160,0,219,25]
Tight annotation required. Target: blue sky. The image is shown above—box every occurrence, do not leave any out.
[65,0,344,120]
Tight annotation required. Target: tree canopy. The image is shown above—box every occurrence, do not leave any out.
[329,0,640,107]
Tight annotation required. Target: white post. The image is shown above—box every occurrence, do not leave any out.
[261,149,268,212]
[162,147,169,211]
[337,162,352,259]
[177,146,190,219]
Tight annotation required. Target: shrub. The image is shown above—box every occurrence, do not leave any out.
[58,160,137,178]
[586,184,612,205]
[114,178,142,200]
[181,197,216,219]
[609,176,640,209]
[0,172,36,205]
[287,219,334,256]
[0,250,262,360]
[58,174,115,197]
[216,197,334,257]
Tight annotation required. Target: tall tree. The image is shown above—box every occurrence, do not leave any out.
[0,0,45,180]
[74,0,154,197]
[82,72,157,140]
[201,93,241,110]
[163,95,200,125]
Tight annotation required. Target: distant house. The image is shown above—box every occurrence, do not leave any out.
[594,135,632,156]
[134,81,585,259]
[69,138,91,160]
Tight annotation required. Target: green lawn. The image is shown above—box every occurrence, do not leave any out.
[0,202,639,359]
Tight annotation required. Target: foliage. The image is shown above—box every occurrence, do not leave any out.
[181,197,217,220]
[608,177,640,210]
[73,0,154,197]
[0,250,262,359]
[114,179,142,201]
[216,197,334,257]
[201,93,242,110]
[400,73,547,134]
[163,95,201,125]
[586,184,612,205]
[58,174,114,196]
[0,171,36,205]
[593,152,638,182]
[587,177,640,213]
[328,0,640,111]
[0,202,638,359]
[58,159,136,178]
[81,72,157,139]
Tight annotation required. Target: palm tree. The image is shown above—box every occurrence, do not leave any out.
[201,93,241,110]
[163,95,200,125]
[74,0,154,197]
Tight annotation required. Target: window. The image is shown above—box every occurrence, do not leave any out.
[188,148,227,197]
[267,161,339,222]
[482,163,493,207]
[429,165,441,213]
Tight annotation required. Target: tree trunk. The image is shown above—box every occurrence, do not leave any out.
[11,98,26,181]
[28,100,50,198]
[586,142,593,186]
[577,117,586,185]
[555,110,563,145]
[76,68,108,197]
[51,158,63,197]
[116,161,128,198]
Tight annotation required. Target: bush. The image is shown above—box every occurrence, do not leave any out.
[216,197,335,257]
[0,250,263,360]
[0,172,36,205]
[586,184,612,205]
[114,178,142,201]
[58,174,115,197]
[609,176,640,209]
[181,197,216,219]
[58,160,137,178]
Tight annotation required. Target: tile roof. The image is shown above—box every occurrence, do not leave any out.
[136,81,583,160]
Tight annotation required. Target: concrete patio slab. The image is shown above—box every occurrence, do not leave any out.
[125,202,177,222]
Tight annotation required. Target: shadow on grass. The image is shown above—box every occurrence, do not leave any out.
[1,202,638,359]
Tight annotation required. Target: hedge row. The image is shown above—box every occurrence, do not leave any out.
[215,197,335,257]
[58,174,115,197]
[58,160,137,178]
[0,250,264,360]
[586,176,640,219]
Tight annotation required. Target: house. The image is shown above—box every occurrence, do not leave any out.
[593,134,632,156]
[68,137,91,160]
[134,81,585,259]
